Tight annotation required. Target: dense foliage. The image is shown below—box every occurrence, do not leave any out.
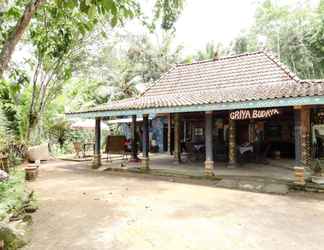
[0,170,25,220]
[0,0,184,152]
[0,0,323,154]
[230,0,324,79]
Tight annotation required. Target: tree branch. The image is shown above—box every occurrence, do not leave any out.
[0,0,46,78]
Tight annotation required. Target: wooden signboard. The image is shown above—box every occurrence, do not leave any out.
[229,109,279,120]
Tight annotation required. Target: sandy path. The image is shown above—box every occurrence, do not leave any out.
[24,160,324,250]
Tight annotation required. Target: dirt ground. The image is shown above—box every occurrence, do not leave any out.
[24,160,324,250]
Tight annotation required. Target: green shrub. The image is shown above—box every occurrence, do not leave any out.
[0,170,25,221]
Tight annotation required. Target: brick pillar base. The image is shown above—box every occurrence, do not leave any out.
[141,157,150,171]
[294,166,305,185]
[204,160,215,176]
[92,154,101,169]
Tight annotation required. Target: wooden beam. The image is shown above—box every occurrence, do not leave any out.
[66,96,324,119]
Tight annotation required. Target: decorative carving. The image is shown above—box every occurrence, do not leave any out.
[228,119,237,166]
[300,108,311,167]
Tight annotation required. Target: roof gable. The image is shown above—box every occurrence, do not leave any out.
[143,51,299,97]
[67,50,324,117]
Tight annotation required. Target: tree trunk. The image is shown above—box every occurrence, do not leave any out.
[0,0,46,77]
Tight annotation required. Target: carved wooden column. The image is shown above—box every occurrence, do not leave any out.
[167,113,172,155]
[294,106,311,167]
[92,117,101,169]
[228,118,237,167]
[204,111,214,176]
[294,106,311,185]
[130,115,139,162]
[174,113,181,163]
[141,114,150,170]
[300,107,311,167]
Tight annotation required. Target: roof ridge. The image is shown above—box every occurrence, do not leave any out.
[300,79,324,83]
[261,50,300,83]
[136,81,299,98]
[176,51,264,67]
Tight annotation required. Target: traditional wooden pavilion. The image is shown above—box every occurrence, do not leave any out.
[67,51,324,176]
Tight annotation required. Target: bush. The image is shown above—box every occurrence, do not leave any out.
[0,170,25,221]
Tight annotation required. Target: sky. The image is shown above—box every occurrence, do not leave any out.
[155,0,319,55]
[173,0,258,55]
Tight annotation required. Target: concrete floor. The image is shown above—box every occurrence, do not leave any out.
[60,152,295,181]
[104,153,295,181]
[24,160,324,250]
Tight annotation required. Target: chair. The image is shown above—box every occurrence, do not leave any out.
[214,140,227,161]
[183,142,194,162]
[259,143,271,164]
[73,142,81,158]
[105,136,128,162]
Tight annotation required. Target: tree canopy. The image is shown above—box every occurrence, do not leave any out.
[230,0,324,79]
[1,0,324,155]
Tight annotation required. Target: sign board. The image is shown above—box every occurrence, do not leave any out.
[230,109,279,120]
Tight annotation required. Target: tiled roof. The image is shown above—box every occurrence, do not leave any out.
[69,51,324,114]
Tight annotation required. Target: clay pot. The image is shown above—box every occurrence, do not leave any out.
[25,166,38,181]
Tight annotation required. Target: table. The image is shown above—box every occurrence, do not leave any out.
[192,144,205,161]
[82,142,95,158]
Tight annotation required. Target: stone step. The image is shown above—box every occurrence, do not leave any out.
[215,178,289,194]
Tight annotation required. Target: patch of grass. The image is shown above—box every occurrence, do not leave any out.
[0,170,25,220]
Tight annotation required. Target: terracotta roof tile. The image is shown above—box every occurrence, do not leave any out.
[69,51,324,114]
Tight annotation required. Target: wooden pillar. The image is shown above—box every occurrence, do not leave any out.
[294,108,302,165]
[184,120,187,142]
[174,113,181,163]
[167,113,172,155]
[228,118,237,167]
[141,114,149,170]
[294,106,311,167]
[294,106,310,185]
[92,117,101,169]
[204,111,214,176]
[130,115,139,162]
[301,107,311,167]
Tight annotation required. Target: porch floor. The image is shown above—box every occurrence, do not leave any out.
[103,153,295,182]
